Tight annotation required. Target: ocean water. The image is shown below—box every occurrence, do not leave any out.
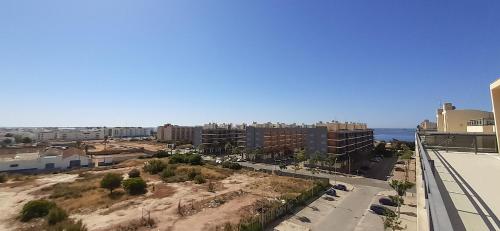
[373,128,415,142]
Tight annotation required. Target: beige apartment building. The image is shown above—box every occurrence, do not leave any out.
[419,119,437,131]
[490,78,500,151]
[157,124,201,145]
[436,102,494,133]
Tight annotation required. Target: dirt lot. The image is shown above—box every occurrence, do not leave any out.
[0,159,316,231]
[87,140,166,153]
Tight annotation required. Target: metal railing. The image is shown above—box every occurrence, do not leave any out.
[416,133,454,231]
[419,132,497,154]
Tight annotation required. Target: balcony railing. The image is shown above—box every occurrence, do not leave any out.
[419,131,497,154]
[416,133,454,231]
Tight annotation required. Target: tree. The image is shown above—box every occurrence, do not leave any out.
[197,144,205,154]
[389,180,415,217]
[2,138,12,145]
[400,149,413,181]
[143,159,166,174]
[383,213,405,231]
[4,133,13,137]
[47,206,68,225]
[22,137,32,144]
[224,142,233,155]
[122,177,147,195]
[100,173,123,195]
[128,168,141,178]
[292,149,307,172]
[20,199,56,222]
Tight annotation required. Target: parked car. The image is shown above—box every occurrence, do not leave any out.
[396,160,406,165]
[333,184,348,191]
[394,167,405,172]
[325,188,337,197]
[370,204,396,217]
[379,197,398,207]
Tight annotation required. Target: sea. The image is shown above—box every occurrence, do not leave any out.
[373,128,416,142]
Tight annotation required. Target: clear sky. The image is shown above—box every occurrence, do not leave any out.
[1,1,499,128]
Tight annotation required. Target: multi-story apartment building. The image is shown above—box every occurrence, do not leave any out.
[246,122,313,157]
[57,128,104,141]
[157,124,202,145]
[36,131,58,141]
[315,121,374,156]
[436,103,494,133]
[246,121,373,159]
[105,127,151,138]
[419,119,437,131]
[201,123,246,154]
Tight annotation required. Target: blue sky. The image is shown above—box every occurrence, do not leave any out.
[1,0,499,128]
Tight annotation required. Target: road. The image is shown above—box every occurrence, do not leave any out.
[242,161,394,231]
[239,161,392,190]
[315,185,383,231]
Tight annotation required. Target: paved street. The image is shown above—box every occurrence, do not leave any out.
[241,161,402,231]
[239,161,392,190]
[313,185,384,231]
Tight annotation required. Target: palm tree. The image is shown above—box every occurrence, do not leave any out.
[197,144,205,154]
[293,149,307,172]
[103,136,109,151]
[225,142,233,155]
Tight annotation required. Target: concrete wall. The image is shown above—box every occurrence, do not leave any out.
[467,125,495,133]
[490,79,500,153]
[443,110,493,132]
[0,154,89,172]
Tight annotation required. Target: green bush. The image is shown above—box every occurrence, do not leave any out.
[194,174,206,184]
[128,168,141,178]
[47,207,68,225]
[187,169,200,180]
[122,177,147,195]
[100,173,123,194]
[20,199,56,222]
[187,154,203,165]
[0,173,7,183]
[143,159,166,174]
[168,154,203,165]
[153,150,169,158]
[221,162,242,170]
[160,167,175,181]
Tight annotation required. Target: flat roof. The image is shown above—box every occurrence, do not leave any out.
[426,149,500,230]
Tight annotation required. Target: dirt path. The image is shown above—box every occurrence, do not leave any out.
[0,174,78,231]
[74,173,263,231]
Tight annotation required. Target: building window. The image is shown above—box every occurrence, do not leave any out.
[10,164,19,167]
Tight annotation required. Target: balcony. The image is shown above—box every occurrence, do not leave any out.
[416,132,500,231]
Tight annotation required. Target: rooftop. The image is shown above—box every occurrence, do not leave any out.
[418,133,500,230]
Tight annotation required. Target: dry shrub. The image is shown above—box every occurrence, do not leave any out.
[114,216,156,231]
[175,165,231,180]
[268,176,313,194]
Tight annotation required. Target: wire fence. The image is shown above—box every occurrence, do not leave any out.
[215,168,330,231]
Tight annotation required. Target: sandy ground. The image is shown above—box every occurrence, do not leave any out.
[72,172,273,231]
[1,161,313,231]
[88,140,165,153]
[0,174,78,231]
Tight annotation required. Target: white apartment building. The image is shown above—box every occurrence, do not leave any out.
[0,147,89,172]
[36,128,105,142]
[37,131,58,141]
[105,127,152,138]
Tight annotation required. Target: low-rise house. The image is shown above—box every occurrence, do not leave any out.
[0,147,89,172]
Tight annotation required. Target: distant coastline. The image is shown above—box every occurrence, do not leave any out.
[373,128,415,142]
